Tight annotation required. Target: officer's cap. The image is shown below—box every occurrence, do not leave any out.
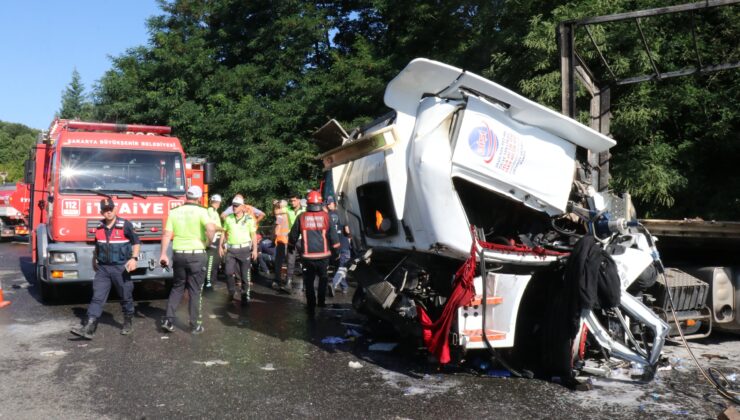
[100,198,115,211]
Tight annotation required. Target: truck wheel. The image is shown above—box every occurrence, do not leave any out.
[36,264,55,303]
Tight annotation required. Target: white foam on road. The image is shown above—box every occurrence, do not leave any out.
[374,368,461,397]
[193,359,230,367]
[568,338,740,418]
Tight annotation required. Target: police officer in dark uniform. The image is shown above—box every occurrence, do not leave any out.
[288,190,340,312]
[71,198,141,339]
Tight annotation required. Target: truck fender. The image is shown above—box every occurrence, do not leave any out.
[36,224,49,265]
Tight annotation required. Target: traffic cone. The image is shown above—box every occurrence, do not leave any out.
[0,281,11,308]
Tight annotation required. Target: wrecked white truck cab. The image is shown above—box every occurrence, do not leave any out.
[318,58,668,381]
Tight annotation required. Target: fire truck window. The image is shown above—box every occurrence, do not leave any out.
[356,182,398,238]
[59,148,185,194]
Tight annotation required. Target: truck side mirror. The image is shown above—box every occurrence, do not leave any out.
[204,162,216,184]
[24,159,35,184]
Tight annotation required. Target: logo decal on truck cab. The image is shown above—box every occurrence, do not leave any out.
[467,122,527,175]
[468,123,497,163]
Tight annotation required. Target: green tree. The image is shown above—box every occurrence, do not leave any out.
[59,69,95,120]
[0,121,38,182]
[91,0,739,219]
[518,1,739,219]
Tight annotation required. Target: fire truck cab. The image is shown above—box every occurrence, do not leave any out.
[25,119,213,302]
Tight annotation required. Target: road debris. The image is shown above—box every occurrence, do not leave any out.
[40,350,67,357]
[193,360,229,367]
[368,342,398,352]
[345,328,363,338]
[321,336,348,345]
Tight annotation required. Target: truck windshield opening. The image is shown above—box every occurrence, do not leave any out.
[59,148,185,195]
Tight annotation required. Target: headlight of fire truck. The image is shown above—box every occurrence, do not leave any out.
[49,252,77,264]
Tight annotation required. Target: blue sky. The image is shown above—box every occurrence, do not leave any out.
[0,1,162,130]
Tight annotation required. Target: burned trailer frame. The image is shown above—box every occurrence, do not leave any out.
[318,58,669,379]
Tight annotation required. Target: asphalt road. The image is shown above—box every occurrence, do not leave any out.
[0,240,738,419]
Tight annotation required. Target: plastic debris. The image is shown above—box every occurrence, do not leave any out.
[403,386,425,396]
[650,393,660,401]
[669,356,689,371]
[726,373,737,382]
[40,350,67,357]
[348,361,363,369]
[260,363,276,371]
[368,342,398,352]
[208,314,223,319]
[193,360,229,367]
[475,358,491,371]
[321,336,348,345]
[630,362,645,377]
[672,409,689,415]
[160,336,170,340]
[345,328,363,338]
[487,369,511,378]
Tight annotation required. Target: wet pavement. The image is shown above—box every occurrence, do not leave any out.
[0,240,738,419]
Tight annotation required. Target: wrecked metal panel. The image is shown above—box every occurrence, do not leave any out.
[452,96,576,215]
[384,58,616,153]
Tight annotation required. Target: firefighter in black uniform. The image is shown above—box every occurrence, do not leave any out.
[71,198,141,339]
[288,190,340,312]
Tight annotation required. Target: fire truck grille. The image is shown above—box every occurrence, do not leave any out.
[86,219,163,240]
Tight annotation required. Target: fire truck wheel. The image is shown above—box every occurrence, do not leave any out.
[35,264,56,303]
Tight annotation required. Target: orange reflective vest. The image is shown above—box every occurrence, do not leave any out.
[274,212,290,245]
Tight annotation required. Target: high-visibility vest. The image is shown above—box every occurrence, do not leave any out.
[275,212,290,245]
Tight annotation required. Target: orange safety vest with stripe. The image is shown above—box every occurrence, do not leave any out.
[274,212,290,245]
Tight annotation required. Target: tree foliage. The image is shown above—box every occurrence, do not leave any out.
[0,121,38,182]
[82,0,737,219]
[59,69,95,120]
[518,1,739,219]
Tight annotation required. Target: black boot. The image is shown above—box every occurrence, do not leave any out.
[121,315,133,335]
[71,316,98,340]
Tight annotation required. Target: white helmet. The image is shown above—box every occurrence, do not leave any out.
[210,194,222,202]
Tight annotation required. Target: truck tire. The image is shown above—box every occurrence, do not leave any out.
[36,263,56,303]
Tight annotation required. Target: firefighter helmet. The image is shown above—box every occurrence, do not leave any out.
[307,190,322,204]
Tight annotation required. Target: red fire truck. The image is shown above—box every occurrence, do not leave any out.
[25,119,213,301]
[0,182,30,239]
